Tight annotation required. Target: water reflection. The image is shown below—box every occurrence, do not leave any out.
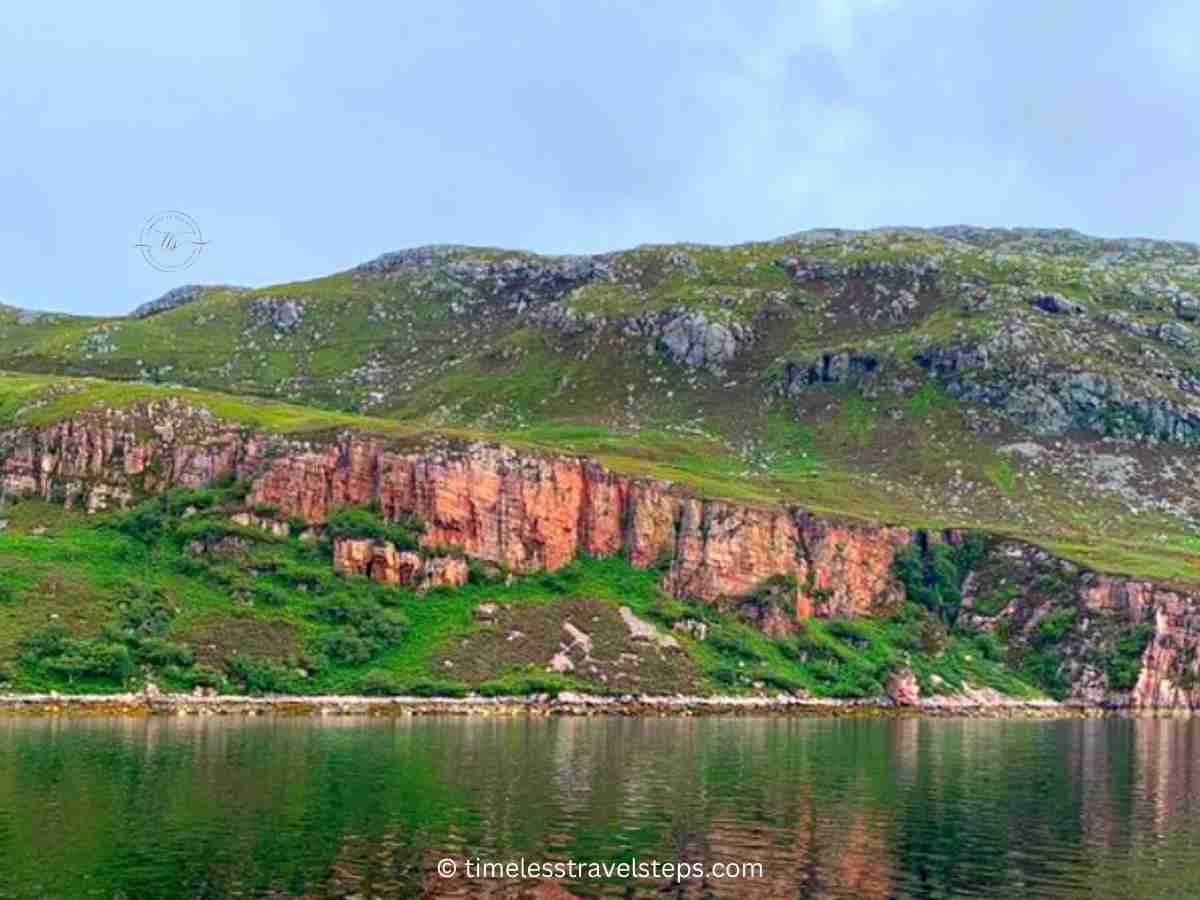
[0,715,1198,898]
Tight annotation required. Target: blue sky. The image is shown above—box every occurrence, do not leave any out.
[1,1,1197,315]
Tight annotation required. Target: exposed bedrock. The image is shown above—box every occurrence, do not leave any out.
[5,402,1200,706]
[0,402,906,621]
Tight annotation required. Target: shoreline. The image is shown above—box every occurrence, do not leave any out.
[0,690,1186,718]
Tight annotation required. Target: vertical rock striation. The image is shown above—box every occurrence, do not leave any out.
[0,405,909,624]
[5,403,1200,706]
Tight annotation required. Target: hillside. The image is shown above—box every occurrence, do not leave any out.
[1,226,1199,706]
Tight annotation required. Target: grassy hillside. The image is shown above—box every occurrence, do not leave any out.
[2,369,1197,587]
[1,225,1198,698]
[0,487,1041,700]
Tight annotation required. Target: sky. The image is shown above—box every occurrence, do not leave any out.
[1,1,1197,316]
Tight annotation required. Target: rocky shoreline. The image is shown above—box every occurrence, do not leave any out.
[0,690,1182,719]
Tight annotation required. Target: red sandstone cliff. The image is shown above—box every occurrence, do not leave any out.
[4,401,1200,706]
[0,402,907,618]
[246,438,912,619]
[1080,575,1200,708]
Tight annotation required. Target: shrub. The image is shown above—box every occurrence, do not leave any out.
[538,572,570,593]
[308,600,408,664]
[709,667,740,687]
[1105,623,1154,691]
[973,631,1003,662]
[249,583,290,608]
[971,584,1018,616]
[40,641,135,684]
[272,561,334,594]
[360,670,401,694]
[20,624,70,661]
[225,656,299,694]
[1032,608,1077,648]
[893,532,987,627]
[476,675,570,697]
[162,664,224,690]
[807,659,842,684]
[757,671,804,693]
[919,618,948,653]
[467,559,505,585]
[132,637,194,668]
[361,670,402,695]
[826,618,872,647]
[314,629,374,666]
[405,679,468,698]
[116,597,174,636]
[833,670,884,699]
[1020,649,1067,699]
[163,485,226,516]
[114,505,166,543]
[324,506,421,550]
[649,596,687,626]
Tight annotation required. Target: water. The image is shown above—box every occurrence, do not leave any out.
[1,716,1199,899]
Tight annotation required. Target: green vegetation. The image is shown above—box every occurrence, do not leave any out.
[1104,623,1155,691]
[1,228,1196,702]
[893,533,987,627]
[0,488,1059,700]
[324,505,423,551]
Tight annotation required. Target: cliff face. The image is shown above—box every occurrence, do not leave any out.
[5,403,1200,707]
[0,403,908,622]
[1082,576,1200,708]
[961,542,1200,708]
[0,400,274,511]
[246,438,911,619]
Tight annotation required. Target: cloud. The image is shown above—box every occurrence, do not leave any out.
[0,0,1197,314]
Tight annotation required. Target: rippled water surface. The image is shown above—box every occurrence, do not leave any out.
[2,715,1200,898]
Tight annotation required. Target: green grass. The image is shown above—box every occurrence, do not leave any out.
[0,487,1058,700]
[4,367,1199,591]
[0,371,389,434]
[2,224,1200,597]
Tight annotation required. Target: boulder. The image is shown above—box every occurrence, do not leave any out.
[1029,293,1087,316]
[886,668,921,706]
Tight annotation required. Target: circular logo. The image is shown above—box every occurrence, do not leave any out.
[134,210,209,272]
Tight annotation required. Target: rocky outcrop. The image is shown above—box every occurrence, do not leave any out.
[129,284,245,319]
[771,351,880,396]
[1080,575,1200,708]
[354,246,613,312]
[885,668,921,706]
[7,403,1200,706]
[962,540,1200,709]
[775,254,938,321]
[0,399,282,510]
[1029,292,1087,316]
[653,310,751,373]
[229,511,290,537]
[332,538,468,591]
[248,296,304,335]
[247,439,911,619]
[532,302,755,374]
[1176,292,1200,321]
[916,332,1200,443]
[0,405,909,624]
[661,501,909,619]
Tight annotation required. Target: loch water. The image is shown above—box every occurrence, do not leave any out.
[1,715,1199,899]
